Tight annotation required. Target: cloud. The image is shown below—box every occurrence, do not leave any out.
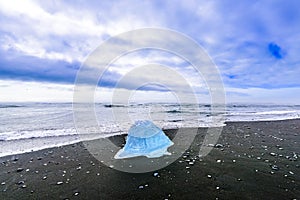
[0,80,74,102]
[0,0,300,103]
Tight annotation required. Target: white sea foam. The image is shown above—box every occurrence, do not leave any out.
[0,103,299,157]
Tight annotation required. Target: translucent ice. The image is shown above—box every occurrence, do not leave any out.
[114,120,174,159]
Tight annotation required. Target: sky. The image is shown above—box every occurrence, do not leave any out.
[0,0,299,104]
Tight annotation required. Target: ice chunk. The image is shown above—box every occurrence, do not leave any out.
[114,120,174,159]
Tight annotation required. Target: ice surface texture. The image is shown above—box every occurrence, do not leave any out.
[114,120,174,159]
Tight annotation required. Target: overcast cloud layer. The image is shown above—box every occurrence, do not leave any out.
[0,0,299,103]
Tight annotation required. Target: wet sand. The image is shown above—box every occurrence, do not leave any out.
[0,119,299,200]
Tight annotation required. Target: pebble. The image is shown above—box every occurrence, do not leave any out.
[56,181,63,185]
[11,156,19,161]
[16,168,24,172]
[25,169,30,172]
[207,175,212,178]
[270,152,277,156]
[21,185,27,188]
[215,144,224,148]
[153,172,159,177]
[289,171,294,175]
[188,162,194,165]
[1,182,5,185]
[271,165,279,171]
[43,176,47,180]
[74,192,79,196]
[138,185,144,189]
[17,181,25,185]
[216,160,221,163]
[232,160,236,163]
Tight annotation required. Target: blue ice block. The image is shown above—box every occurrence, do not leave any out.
[114,120,174,159]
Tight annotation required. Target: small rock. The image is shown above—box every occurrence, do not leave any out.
[289,171,294,175]
[1,182,5,185]
[215,144,224,148]
[216,160,222,163]
[138,185,144,189]
[17,181,25,185]
[11,156,19,161]
[207,175,212,178]
[16,168,24,172]
[271,165,279,171]
[21,185,27,188]
[56,181,63,185]
[188,162,194,165]
[74,192,79,196]
[270,152,277,156]
[153,172,159,177]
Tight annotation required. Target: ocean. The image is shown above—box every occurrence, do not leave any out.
[0,103,300,157]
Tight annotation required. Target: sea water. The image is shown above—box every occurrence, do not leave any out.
[0,102,300,157]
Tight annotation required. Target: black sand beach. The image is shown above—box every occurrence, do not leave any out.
[0,119,299,200]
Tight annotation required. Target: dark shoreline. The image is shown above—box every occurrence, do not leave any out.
[0,119,299,199]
